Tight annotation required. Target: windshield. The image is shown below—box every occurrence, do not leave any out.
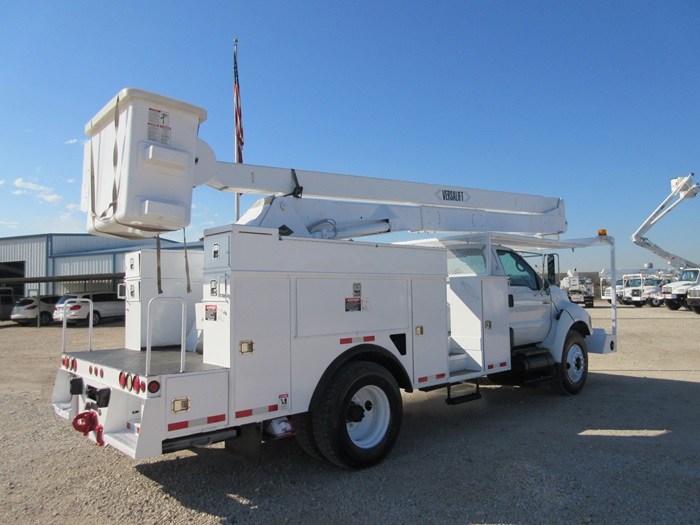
[56,295,77,306]
[678,270,699,281]
[625,278,642,287]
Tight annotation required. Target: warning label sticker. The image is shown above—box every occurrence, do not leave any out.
[147,108,171,145]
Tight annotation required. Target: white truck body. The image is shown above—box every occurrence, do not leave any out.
[52,89,617,469]
[662,268,700,310]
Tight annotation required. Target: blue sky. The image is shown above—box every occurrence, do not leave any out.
[2,1,700,272]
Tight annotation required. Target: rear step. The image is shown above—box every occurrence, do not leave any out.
[445,380,481,405]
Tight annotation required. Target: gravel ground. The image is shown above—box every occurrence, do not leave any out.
[1,304,699,525]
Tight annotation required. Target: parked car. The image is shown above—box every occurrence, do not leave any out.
[11,295,62,326]
[53,292,125,326]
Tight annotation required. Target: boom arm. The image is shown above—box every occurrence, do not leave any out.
[82,88,567,240]
[631,173,699,269]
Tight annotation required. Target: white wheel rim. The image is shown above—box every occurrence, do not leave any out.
[346,385,391,448]
[566,344,586,383]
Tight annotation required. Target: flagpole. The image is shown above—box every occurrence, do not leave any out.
[233,38,243,221]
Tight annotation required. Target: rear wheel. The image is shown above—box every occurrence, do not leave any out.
[39,312,52,326]
[313,361,402,470]
[91,311,101,326]
[691,306,700,315]
[293,412,323,460]
[649,298,662,307]
[634,302,644,308]
[553,331,588,396]
[665,300,680,311]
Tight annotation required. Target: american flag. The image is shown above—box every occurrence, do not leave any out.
[234,41,244,163]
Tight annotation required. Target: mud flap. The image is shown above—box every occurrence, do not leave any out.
[224,422,262,465]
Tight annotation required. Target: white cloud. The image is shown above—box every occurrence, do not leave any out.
[38,193,62,203]
[67,203,80,212]
[13,178,62,203]
[0,220,20,228]
[67,178,77,184]
[0,180,4,185]
[65,139,81,144]
[15,178,49,192]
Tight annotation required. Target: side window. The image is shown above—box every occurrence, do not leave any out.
[497,250,541,291]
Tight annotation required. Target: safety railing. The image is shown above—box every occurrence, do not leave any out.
[60,298,94,354]
[145,296,186,376]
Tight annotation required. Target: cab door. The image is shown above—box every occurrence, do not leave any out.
[496,249,552,346]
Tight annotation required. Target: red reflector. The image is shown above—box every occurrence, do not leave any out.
[100,368,104,378]
[208,414,226,424]
[140,381,146,393]
[89,366,93,375]
[168,421,189,431]
[147,380,160,394]
[119,372,126,388]
[236,409,254,418]
[133,376,141,393]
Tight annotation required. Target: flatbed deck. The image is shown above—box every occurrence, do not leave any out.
[64,347,226,376]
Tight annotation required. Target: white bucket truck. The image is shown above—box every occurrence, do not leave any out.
[559,269,595,308]
[52,89,617,469]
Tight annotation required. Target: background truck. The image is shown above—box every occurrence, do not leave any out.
[662,268,700,310]
[52,89,617,469]
[686,283,700,314]
[559,268,595,308]
[621,272,664,307]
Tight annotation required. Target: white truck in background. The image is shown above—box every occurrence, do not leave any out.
[686,283,700,314]
[559,269,595,308]
[662,268,700,310]
[620,272,664,307]
[51,89,617,470]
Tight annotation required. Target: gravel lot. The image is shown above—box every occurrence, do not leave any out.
[1,304,699,525]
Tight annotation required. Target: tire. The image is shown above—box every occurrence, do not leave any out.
[39,312,52,326]
[649,299,662,307]
[665,300,680,311]
[691,306,700,315]
[91,311,101,326]
[292,412,323,460]
[634,302,644,308]
[553,331,588,396]
[312,361,402,470]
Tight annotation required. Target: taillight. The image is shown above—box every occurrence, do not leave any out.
[71,358,77,372]
[26,305,37,310]
[69,305,81,311]
[148,381,160,394]
[119,372,126,388]
[133,375,141,393]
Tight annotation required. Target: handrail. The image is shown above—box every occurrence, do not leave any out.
[145,296,186,376]
[61,298,94,354]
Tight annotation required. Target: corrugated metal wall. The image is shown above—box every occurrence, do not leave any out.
[0,235,49,294]
[0,234,176,296]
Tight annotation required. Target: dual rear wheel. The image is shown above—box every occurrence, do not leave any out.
[294,361,402,470]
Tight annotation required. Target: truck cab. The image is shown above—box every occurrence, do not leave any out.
[662,268,700,310]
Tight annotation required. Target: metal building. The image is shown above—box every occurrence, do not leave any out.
[0,233,180,296]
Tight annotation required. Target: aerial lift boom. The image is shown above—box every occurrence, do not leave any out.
[631,173,699,269]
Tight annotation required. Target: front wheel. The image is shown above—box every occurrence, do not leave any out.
[553,331,588,396]
[665,300,680,311]
[91,311,101,326]
[691,306,700,315]
[649,298,662,307]
[313,361,402,470]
